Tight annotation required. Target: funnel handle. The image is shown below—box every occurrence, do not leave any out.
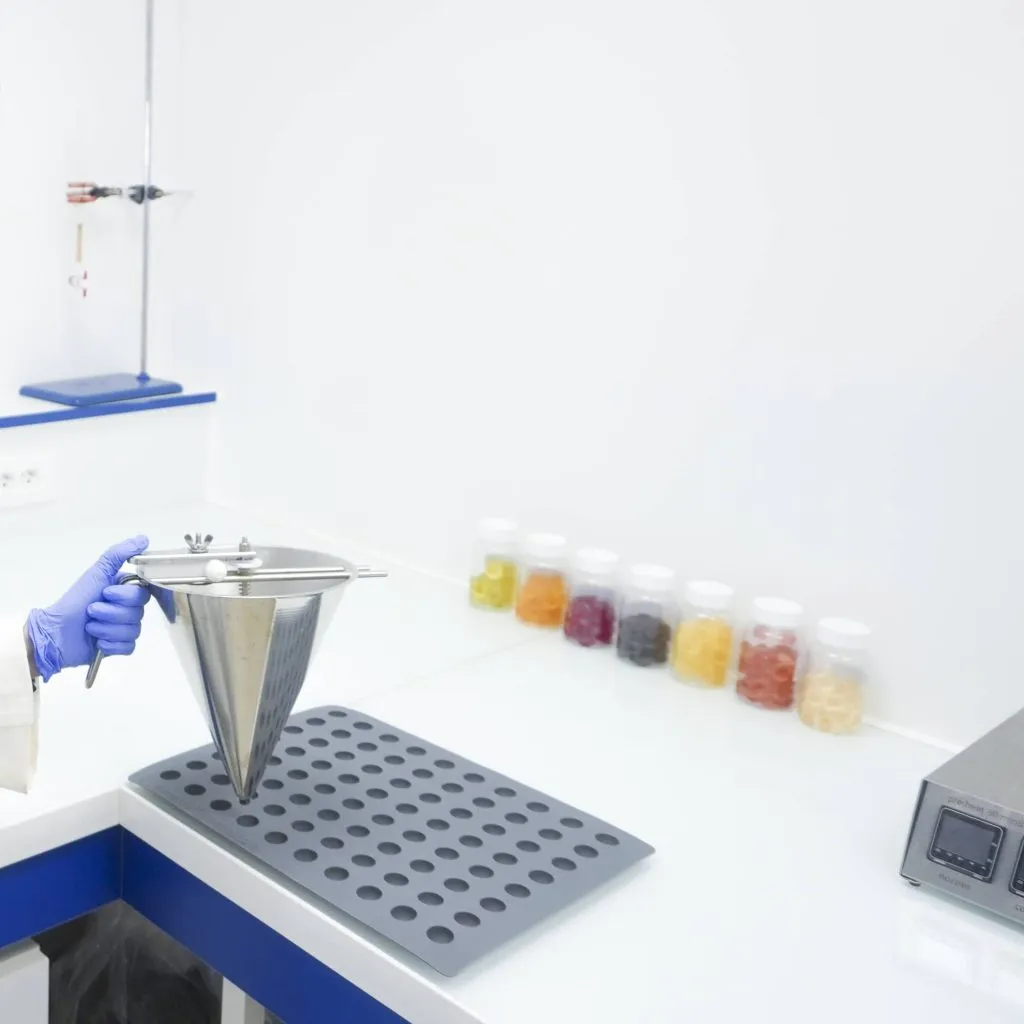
[84,575,147,689]
[84,650,104,689]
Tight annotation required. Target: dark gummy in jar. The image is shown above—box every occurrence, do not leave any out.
[616,612,671,666]
[564,595,616,647]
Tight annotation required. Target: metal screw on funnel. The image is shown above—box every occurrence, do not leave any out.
[84,534,387,802]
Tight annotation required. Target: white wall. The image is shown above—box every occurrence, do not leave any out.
[0,2,210,533]
[174,0,1023,747]
[0,407,215,560]
[0,0,189,399]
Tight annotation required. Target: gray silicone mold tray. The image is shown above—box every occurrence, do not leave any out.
[130,705,654,975]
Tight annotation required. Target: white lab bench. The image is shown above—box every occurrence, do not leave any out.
[0,505,1021,1023]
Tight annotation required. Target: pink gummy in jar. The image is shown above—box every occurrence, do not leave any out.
[564,594,616,647]
[736,624,799,710]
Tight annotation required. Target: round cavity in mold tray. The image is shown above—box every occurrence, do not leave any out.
[130,705,652,976]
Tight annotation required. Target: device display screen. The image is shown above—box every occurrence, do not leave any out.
[935,812,997,864]
[929,808,1003,880]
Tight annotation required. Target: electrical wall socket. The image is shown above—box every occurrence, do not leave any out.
[0,456,54,508]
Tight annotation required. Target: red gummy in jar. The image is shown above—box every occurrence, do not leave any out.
[736,627,798,710]
[564,594,616,647]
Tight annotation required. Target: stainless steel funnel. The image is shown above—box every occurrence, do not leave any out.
[88,535,385,801]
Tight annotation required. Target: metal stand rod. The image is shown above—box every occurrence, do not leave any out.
[131,549,263,566]
[139,0,155,381]
[141,566,387,586]
[247,566,388,581]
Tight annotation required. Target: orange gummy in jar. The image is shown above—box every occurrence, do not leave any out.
[516,571,569,627]
[515,533,569,628]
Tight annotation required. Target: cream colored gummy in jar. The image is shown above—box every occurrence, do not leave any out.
[797,617,871,735]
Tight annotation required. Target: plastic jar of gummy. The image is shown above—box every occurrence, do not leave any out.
[797,618,870,734]
[670,581,735,687]
[616,565,677,667]
[563,548,619,648]
[515,533,569,628]
[469,518,520,611]
[735,597,803,710]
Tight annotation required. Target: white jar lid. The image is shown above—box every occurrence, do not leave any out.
[686,580,734,612]
[752,596,803,629]
[574,548,620,575]
[628,564,675,591]
[817,617,871,649]
[479,517,519,545]
[524,532,568,561]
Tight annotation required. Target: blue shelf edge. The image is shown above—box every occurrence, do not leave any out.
[0,827,409,1024]
[123,831,410,1024]
[0,828,121,949]
[0,391,217,430]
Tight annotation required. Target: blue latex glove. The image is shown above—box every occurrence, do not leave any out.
[26,536,151,681]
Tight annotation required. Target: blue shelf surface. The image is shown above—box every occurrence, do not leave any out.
[0,828,410,1024]
[20,373,183,407]
[1,390,216,429]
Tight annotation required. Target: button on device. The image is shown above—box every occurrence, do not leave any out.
[928,807,1004,882]
[1009,839,1024,897]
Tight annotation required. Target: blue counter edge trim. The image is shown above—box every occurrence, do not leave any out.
[0,828,121,949]
[0,391,217,429]
[0,828,409,1024]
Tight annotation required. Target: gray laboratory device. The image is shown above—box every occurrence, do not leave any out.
[902,707,1024,925]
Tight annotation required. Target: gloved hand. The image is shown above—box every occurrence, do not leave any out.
[26,536,151,681]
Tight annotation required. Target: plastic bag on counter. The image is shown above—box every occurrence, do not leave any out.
[36,901,221,1024]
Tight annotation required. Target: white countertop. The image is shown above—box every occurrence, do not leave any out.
[3,504,1024,1023]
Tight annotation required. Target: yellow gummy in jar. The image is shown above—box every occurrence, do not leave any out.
[671,618,733,687]
[797,671,863,734]
[469,557,518,610]
[515,571,568,628]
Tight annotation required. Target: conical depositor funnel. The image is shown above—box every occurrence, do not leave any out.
[85,534,386,801]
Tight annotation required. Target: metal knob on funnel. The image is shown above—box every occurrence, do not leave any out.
[86,534,386,802]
